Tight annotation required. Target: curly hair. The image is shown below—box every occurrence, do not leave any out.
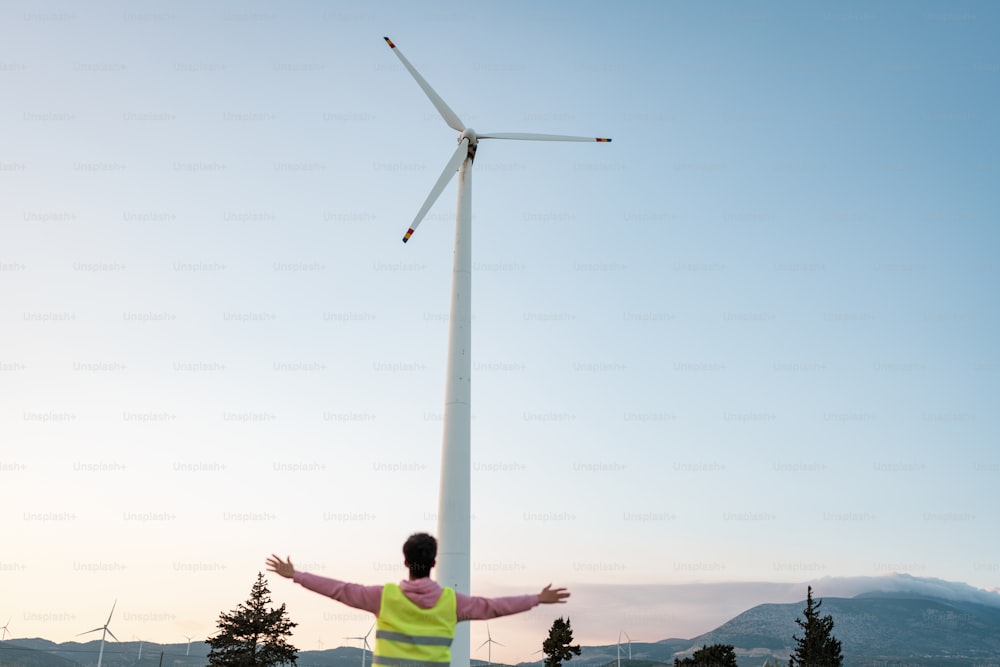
[403,532,437,578]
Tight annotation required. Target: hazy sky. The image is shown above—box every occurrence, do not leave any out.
[2,0,998,662]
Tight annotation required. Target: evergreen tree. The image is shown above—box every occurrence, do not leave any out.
[207,572,298,667]
[542,617,581,667]
[673,643,738,666]
[788,586,843,667]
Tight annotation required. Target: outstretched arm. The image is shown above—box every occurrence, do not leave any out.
[266,553,382,614]
[538,584,570,604]
[456,584,571,621]
[266,554,295,579]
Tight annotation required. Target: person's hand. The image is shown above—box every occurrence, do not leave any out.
[538,584,570,604]
[266,554,295,579]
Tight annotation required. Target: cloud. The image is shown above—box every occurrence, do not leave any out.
[805,572,1000,608]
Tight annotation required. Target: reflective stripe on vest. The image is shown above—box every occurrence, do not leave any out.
[373,584,456,667]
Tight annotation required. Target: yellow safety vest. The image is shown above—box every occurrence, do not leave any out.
[373,583,457,667]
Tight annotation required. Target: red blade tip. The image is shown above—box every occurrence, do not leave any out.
[384,37,396,48]
[596,137,612,142]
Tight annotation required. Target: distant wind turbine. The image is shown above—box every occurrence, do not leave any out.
[617,630,632,667]
[476,624,504,665]
[1,618,11,640]
[345,622,374,667]
[184,635,194,656]
[517,648,544,664]
[76,601,120,667]
[383,36,611,667]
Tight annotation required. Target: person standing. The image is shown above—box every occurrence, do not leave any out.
[267,532,569,667]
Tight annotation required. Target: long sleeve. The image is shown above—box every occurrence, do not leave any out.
[293,571,383,615]
[455,592,540,621]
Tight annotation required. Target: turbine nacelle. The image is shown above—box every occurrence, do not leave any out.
[459,128,478,146]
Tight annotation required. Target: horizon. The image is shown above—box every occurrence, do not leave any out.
[2,0,998,664]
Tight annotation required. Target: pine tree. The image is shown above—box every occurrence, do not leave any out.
[673,643,738,666]
[542,617,582,667]
[207,572,299,667]
[788,586,843,667]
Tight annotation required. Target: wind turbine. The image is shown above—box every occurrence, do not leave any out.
[617,630,632,667]
[1,618,10,640]
[383,35,610,667]
[517,648,544,664]
[184,635,194,656]
[133,635,156,661]
[77,601,120,667]
[476,624,504,665]
[345,622,374,667]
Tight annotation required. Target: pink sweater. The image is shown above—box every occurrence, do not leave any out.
[293,571,540,621]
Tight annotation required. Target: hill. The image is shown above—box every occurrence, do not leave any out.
[680,593,1000,666]
[0,638,207,667]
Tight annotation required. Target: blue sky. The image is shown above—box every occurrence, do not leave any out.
[2,0,998,661]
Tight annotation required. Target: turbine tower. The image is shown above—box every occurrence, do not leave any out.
[617,630,632,667]
[383,36,610,667]
[77,601,119,667]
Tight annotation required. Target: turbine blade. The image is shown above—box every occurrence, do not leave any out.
[478,132,611,142]
[106,601,117,624]
[106,629,121,643]
[384,37,465,132]
[402,138,469,243]
[477,640,490,650]
[77,627,104,636]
